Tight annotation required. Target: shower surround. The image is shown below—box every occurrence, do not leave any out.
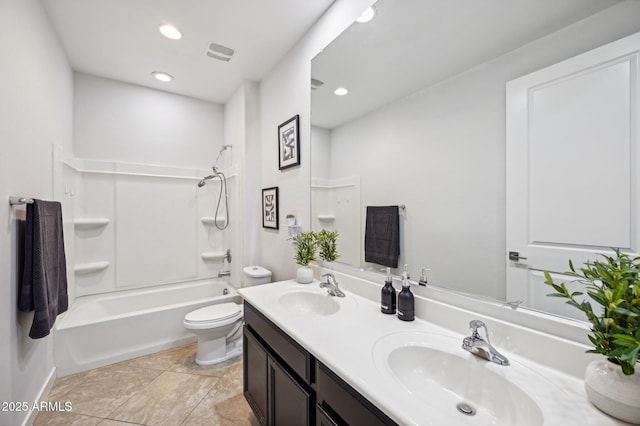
[52,146,239,374]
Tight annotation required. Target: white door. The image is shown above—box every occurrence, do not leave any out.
[506,33,640,319]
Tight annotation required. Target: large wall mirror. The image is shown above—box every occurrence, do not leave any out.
[311,0,640,320]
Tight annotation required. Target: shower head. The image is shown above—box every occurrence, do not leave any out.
[197,174,216,187]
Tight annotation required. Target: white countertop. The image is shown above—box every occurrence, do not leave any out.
[238,275,628,426]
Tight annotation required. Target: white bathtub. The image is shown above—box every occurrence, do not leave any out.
[54,279,241,376]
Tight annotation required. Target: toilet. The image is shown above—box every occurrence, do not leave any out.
[183,266,272,366]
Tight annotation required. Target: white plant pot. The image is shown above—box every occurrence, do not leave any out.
[584,359,640,424]
[296,266,314,284]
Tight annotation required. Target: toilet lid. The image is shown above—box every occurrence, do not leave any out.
[185,303,241,323]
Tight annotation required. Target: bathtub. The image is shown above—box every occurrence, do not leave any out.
[54,279,241,376]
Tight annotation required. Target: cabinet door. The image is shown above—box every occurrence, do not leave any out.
[268,356,311,426]
[244,327,268,425]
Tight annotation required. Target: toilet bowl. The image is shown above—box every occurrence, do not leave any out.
[183,303,244,366]
[184,266,272,366]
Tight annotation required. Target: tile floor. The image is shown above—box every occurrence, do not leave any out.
[34,343,260,426]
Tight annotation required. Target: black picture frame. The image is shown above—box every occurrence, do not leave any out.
[278,114,300,170]
[262,187,279,229]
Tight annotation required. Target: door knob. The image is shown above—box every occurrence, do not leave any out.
[508,251,528,261]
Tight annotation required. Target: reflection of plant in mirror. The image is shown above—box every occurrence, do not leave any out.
[292,231,317,266]
[544,249,640,375]
[317,229,340,262]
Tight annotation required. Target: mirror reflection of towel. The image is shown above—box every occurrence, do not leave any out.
[18,199,68,339]
[364,206,400,268]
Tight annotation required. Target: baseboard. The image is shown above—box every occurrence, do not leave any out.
[21,367,56,426]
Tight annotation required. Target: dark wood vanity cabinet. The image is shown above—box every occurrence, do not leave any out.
[243,302,312,426]
[242,301,397,426]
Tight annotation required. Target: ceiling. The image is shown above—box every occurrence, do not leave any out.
[41,0,336,104]
[311,0,621,129]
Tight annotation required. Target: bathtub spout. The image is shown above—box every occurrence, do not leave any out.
[218,270,231,278]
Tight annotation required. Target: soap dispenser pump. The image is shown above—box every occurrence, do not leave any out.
[397,265,415,321]
[380,267,396,314]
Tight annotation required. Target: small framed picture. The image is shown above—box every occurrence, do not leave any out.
[262,187,279,229]
[278,115,300,170]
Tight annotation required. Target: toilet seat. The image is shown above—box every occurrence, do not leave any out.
[184,303,243,330]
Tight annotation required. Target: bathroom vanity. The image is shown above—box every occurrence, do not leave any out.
[238,270,628,425]
[243,301,396,425]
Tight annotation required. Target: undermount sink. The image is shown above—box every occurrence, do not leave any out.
[278,290,340,316]
[373,332,544,426]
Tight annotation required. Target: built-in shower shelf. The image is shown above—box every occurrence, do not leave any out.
[317,215,335,222]
[201,216,227,226]
[74,261,110,275]
[74,218,110,230]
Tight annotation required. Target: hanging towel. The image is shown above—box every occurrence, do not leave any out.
[364,206,400,268]
[18,199,68,339]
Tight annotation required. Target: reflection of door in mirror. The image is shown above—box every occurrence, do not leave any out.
[506,33,640,319]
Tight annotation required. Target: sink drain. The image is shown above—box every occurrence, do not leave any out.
[456,402,476,416]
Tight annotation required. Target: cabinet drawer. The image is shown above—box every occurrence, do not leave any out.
[316,404,339,426]
[316,362,397,426]
[244,302,313,384]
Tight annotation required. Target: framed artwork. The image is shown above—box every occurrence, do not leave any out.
[262,187,279,229]
[278,114,300,170]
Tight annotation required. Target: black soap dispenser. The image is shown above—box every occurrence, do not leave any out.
[397,265,415,321]
[381,267,396,314]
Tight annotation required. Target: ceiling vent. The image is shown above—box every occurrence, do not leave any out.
[311,78,324,90]
[206,43,235,62]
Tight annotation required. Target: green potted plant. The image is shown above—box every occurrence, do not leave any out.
[316,229,340,263]
[292,231,317,283]
[544,249,640,423]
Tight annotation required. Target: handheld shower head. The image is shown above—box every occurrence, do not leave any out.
[197,174,216,187]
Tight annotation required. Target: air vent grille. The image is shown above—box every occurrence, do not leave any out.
[207,43,235,62]
[311,78,324,90]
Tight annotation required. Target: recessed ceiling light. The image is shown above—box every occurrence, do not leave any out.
[158,24,182,40]
[356,6,376,23]
[334,87,348,96]
[151,71,173,82]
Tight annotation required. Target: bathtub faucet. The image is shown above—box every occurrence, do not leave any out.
[218,270,231,278]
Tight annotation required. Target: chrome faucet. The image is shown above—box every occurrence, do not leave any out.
[319,273,345,297]
[462,320,509,366]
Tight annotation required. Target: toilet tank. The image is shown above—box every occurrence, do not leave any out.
[243,266,272,287]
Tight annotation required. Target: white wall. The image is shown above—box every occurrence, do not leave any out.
[74,73,224,169]
[0,0,74,424]
[310,126,331,180]
[324,1,640,299]
[258,0,375,281]
[224,80,260,285]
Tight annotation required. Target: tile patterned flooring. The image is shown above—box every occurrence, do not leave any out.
[35,343,259,426]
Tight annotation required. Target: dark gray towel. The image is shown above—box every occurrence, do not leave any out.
[18,200,68,339]
[364,206,400,268]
